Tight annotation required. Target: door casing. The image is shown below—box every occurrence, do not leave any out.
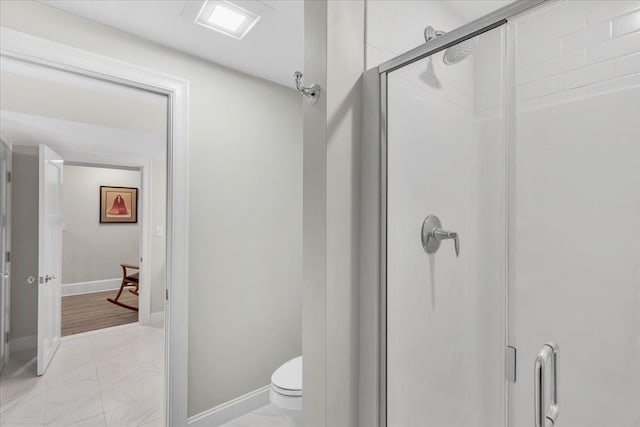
[0,27,190,425]
[0,139,11,373]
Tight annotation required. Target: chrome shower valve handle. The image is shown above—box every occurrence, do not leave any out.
[421,215,460,257]
[432,228,460,257]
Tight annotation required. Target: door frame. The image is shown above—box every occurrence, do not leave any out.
[0,137,11,373]
[0,27,190,425]
[375,1,547,426]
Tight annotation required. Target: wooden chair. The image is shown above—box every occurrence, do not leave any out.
[107,263,139,311]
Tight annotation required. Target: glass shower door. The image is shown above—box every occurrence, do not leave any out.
[385,25,507,427]
[510,2,640,426]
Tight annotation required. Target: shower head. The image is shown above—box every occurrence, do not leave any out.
[423,25,476,65]
[443,38,476,65]
[424,26,445,42]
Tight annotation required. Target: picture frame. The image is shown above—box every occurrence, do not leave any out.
[100,186,138,223]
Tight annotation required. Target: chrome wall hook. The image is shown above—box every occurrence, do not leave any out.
[294,71,320,104]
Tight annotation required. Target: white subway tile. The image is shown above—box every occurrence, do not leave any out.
[586,0,640,25]
[612,9,640,37]
[515,24,540,68]
[562,61,613,90]
[516,8,546,41]
[587,31,640,63]
[537,87,587,109]
[562,21,611,53]
[366,44,381,70]
[541,5,566,41]
[587,74,640,95]
[537,38,563,63]
[561,1,587,35]
[518,74,563,100]
[365,0,384,50]
[540,50,586,78]
[517,64,541,85]
[586,72,640,95]
[613,52,640,77]
[475,92,501,115]
[542,1,587,41]
[516,97,540,113]
[380,47,398,65]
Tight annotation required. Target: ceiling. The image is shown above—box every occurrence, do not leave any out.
[36,1,512,89]
[39,0,304,88]
[0,57,167,165]
[444,1,516,23]
[1,1,515,165]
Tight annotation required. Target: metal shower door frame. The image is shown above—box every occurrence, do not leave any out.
[377,1,547,426]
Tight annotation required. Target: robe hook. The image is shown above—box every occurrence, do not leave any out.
[294,71,320,104]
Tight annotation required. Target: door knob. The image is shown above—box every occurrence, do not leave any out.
[421,215,460,257]
[44,275,57,283]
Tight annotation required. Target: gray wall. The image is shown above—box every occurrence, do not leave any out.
[62,164,140,284]
[303,1,364,425]
[0,1,302,415]
[10,147,38,340]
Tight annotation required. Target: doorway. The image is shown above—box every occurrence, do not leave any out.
[0,28,189,425]
[0,139,10,374]
[60,164,146,337]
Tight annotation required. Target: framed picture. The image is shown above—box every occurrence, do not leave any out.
[100,186,138,223]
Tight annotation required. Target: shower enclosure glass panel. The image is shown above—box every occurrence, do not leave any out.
[386,26,507,426]
[510,2,640,426]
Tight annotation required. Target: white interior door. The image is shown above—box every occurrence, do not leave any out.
[0,140,10,373]
[37,144,63,376]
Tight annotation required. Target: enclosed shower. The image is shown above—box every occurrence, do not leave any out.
[378,1,640,426]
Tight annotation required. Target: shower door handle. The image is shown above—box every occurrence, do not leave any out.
[535,342,559,427]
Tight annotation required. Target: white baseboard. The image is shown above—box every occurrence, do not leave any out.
[10,334,36,353]
[187,385,271,427]
[62,278,121,296]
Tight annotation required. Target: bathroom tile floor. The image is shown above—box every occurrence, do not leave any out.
[0,322,164,426]
[221,404,302,427]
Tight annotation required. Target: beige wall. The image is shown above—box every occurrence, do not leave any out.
[0,1,302,415]
[10,146,38,340]
[62,165,140,284]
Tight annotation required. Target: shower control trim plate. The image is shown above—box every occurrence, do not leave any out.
[421,215,460,257]
[421,215,442,254]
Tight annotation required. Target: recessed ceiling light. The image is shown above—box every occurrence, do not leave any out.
[195,1,260,40]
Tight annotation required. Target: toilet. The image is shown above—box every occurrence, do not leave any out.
[269,356,302,411]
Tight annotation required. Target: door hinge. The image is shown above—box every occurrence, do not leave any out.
[506,346,517,383]
[4,331,9,343]
[6,171,11,183]
[165,289,169,300]
[5,251,9,263]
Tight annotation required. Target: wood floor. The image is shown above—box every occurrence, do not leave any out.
[61,290,138,336]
